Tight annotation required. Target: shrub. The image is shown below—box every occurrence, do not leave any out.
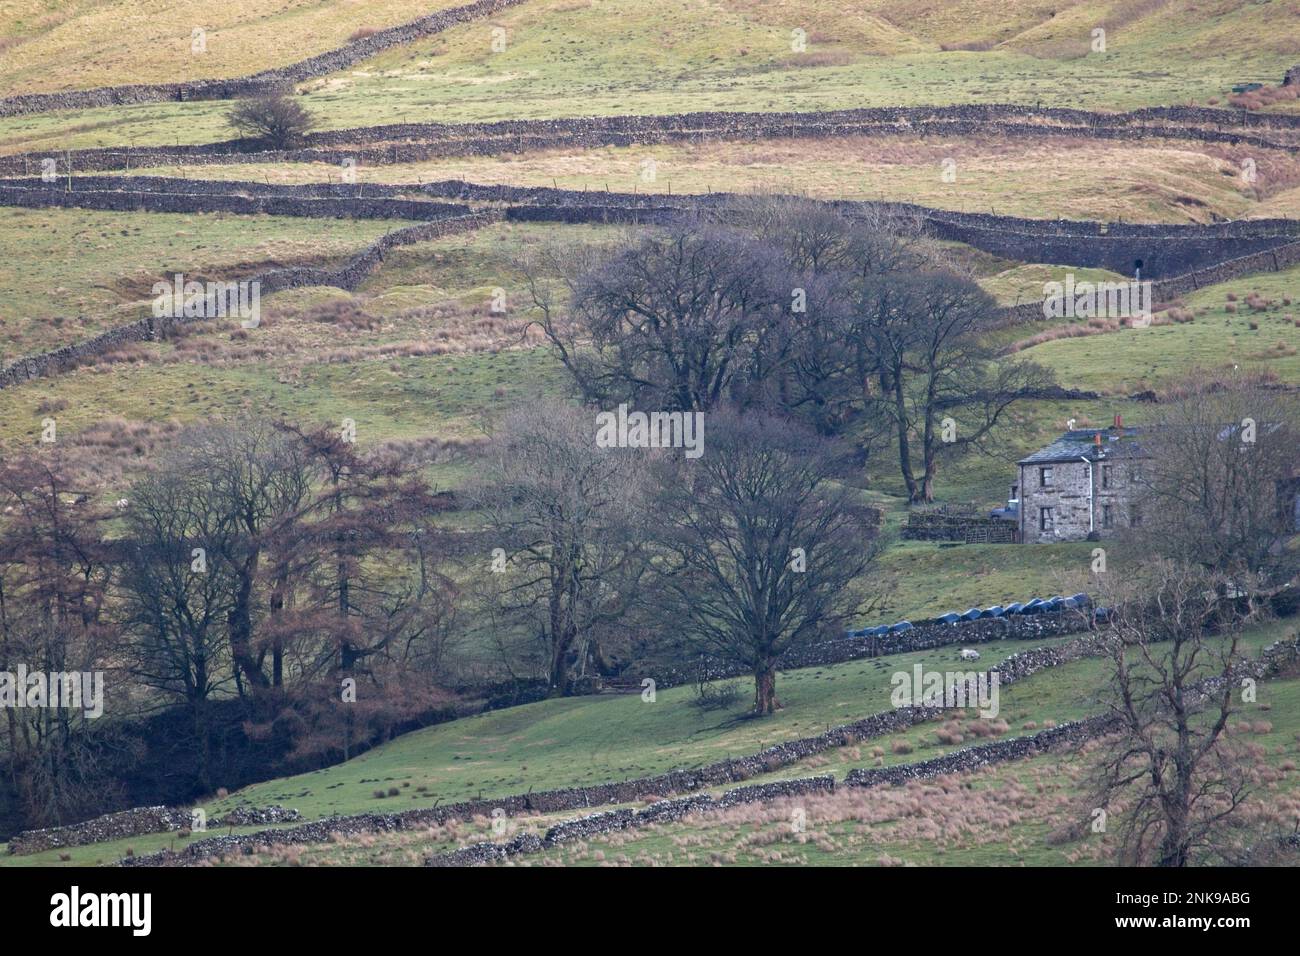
[227,94,316,150]
[890,739,914,755]
[349,26,379,41]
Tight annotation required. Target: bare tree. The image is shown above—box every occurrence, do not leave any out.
[523,220,790,412]
[1090,560,1263,866]
[650,408,878,715]
[856,270,1053,502]
[1130,371,1300,596]
[474,401,651,696]
[0,454,121,826]
[227,93,315,150]
[118,462,236,791]
[162,420,313,695]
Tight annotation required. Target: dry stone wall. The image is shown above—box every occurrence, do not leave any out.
[4,174,1296,280]
[428,635,1300,866]
[3,104,1299,177]
[425,776,837,865]
[7,804,304,855]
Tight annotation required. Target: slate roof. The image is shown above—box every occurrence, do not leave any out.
[1018,427,1147,466]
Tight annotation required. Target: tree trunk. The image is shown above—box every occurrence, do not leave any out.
[893,374,920,502]
[753,662,780,715]
[229,552,269,690]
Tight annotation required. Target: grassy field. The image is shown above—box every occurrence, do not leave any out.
[2,0,1298,156]
[0,0,469,93]
[0,206,396,358]
[1014,264,1300,393]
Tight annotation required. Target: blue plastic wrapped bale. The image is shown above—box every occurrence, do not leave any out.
[961,608,982,621]
[937,612,961,625]
[1093,606,1111,622]
[889,621,913,633]
[1021,598,1044,615]
[1069,592,1089,605]
[981,606,1005,618]
[1061,596,1080,608]
[868,625,890,638]
[1004,602,1024,615]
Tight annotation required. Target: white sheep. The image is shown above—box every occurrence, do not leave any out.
[115,498,129,509]
[959,648,980,662]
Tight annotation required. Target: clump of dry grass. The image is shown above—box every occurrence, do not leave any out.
[1229,83,1300,110]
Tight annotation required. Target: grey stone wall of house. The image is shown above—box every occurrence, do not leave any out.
[1019,458,1140,543]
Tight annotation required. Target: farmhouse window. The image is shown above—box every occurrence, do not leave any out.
[1040,507,1054,532]
[1102,504,1114,529]
[1040,466,1054,488]
[1101,465,1113,490]
[1130,505,1143,528]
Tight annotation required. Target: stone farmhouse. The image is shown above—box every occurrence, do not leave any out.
[1012,417,1146,544]
[1007,416,1300,544]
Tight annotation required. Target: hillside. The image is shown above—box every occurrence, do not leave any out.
[0,0,1298,889]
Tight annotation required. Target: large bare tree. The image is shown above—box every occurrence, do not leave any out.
[1130,371,1300,597]
[474,401,652,696]
[1090,560,1266,867]
[855,270,1054,502]
[650,408,877,715]
[522,219,790,412]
